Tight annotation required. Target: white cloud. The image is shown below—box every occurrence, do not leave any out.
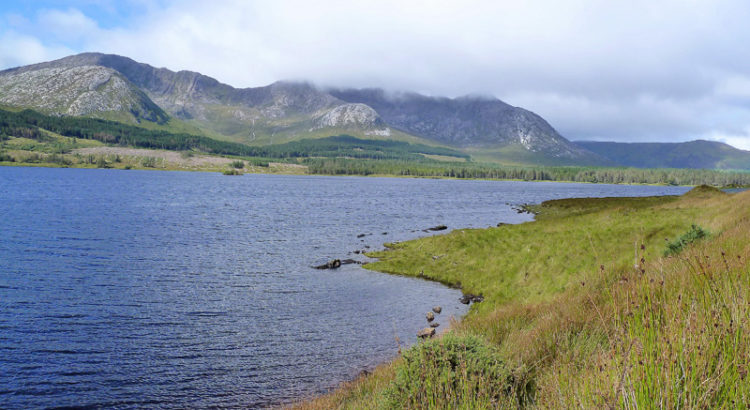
[0,30,73,69]
[2,0,750,149]
[711,128,750,151]
[36,8,101,42]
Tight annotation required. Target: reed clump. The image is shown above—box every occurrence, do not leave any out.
[385,334,521,409]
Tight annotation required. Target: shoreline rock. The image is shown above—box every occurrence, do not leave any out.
[459,294,484,304]
[314,258,363,269]
[417,327,436,339]
[314,259,342,269]
[426,225,448,231]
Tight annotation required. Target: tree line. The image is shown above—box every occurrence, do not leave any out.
[302,158,750,186]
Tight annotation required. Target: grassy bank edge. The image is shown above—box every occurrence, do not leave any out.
[290,186,749,409]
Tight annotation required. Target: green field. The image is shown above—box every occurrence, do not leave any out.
[296,186,749,409]
[2,107,750,187]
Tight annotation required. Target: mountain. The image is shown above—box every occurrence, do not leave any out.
[575,140,750,170]
[328,89,590,157]
[0,63,168,124]
[0,52,599,165]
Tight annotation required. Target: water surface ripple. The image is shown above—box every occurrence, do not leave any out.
[0,167,690,408]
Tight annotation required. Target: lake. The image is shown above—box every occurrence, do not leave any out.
[0,167,691,408]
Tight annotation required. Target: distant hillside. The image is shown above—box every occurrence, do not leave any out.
[329,88,591,159]
[4,107,750,187]
[574,140,750,170]
[0,108,468,161]
[0,52,604,166]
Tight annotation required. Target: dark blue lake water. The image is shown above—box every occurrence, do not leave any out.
[0,167,690,408]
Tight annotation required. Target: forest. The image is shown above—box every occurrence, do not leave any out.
[302,158,750,186]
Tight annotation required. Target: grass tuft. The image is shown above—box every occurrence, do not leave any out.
[663,224,709,256]
[384,334,520,409]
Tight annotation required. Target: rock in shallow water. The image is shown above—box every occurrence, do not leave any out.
[417,327,436,338]
[426,225,448,231]
[314,259,341,269]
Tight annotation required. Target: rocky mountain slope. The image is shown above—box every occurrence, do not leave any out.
[0,63,168,123]
[0,52,599,164]
[328,88,591,160]
[575,140,750,170]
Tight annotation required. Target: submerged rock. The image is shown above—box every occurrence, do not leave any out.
[427,225,448,231]
[314,259,342,269]
[430,322,440,328]
[417,327,436,339]
[314,258,363,269]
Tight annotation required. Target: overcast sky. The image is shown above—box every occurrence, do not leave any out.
[1,0,750,148]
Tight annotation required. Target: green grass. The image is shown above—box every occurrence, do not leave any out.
[365,192,698,308]
[296,186,750,409]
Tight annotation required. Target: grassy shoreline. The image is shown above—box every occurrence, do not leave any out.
[293,186,749,408]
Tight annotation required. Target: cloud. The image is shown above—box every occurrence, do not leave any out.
[710,128,750,150]
[2,0,750,149]
[0,30,73,69]
[36,8,100,42]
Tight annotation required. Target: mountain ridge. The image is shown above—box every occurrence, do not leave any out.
[575,140,750,170]
[0,52,599,165]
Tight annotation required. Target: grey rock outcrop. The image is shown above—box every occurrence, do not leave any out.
[314,103,385,129]
[0,64,167,122]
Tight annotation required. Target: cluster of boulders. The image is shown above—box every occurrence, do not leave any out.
[459,294,484,304]
[417,306,443,339]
